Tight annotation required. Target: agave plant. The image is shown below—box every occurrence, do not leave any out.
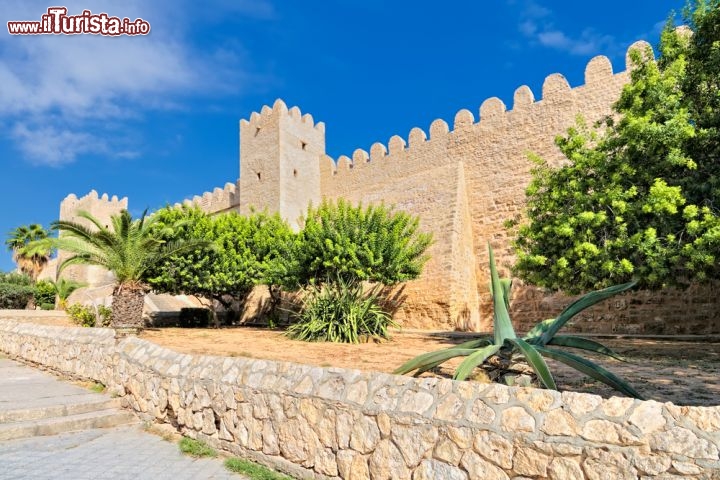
[394,244,644,399]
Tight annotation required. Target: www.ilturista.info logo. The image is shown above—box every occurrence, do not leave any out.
[7,7,151,36]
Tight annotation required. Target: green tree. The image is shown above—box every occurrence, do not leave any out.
[51,210,205,328]
[145,206,294,324]
[5,224,53,280]
[281,199,433,343]
[512,2,720,292]
[279,199,433,288]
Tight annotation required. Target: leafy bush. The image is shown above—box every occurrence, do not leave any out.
[34,280,56,308]
[287,277,397,343]
[0,272,32,286]
[275,200,431,343]
[512,5,720,292]
[0,272,34,309]
[178,308,212,328]
[146,207,294,323]
[277,199,432,288]
[0,283,34,309]
[395,244,643,398]
[97,305,112,326]
[66,303,112,327]
[39,303,55,311]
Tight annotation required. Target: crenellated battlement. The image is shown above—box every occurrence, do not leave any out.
[240,98,325,135]
[175,181,239,215]
[60,189,127,211]
[59,189,128,221]
[321,41,653,180]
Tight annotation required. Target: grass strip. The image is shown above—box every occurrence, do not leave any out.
[179,437,217,458]
[224,457,294,480]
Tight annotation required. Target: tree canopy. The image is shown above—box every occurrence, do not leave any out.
[5,223,52,280]
[512,1,720,293]
[276,199,433,289]
[52,209,205,327]
[144,206,294,308]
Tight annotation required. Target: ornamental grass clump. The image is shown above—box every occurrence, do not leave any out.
[287,276,397,343]
[395,244,644,399]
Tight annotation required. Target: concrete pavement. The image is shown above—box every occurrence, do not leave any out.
[0,358,246,480]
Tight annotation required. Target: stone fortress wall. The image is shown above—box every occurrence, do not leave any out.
[1,320,718,479]
[58,38,720,334]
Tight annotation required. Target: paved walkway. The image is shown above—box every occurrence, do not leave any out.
[0,358,245,480]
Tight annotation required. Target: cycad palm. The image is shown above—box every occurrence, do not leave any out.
[52,209,206,328]
[49,278,86,310]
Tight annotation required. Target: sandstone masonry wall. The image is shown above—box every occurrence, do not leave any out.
[174,182,240,216]
[1,319,718,479]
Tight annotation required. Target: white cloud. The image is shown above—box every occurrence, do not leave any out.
[514,0,618,57]
[12,124,106,166]
[536,29,615,56]
[0,0,271,165]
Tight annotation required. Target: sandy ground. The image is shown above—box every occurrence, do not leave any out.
[15,316,719,406]
[138,327,720,406]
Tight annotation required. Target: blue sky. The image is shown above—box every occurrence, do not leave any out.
[0,0,685,272]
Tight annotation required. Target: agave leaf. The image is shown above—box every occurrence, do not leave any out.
[523,318,556,341]
[508,338,557,390]
[535,346,644,399]
[538,281,637,345]
[488,244,516,344]
[453,344,503,381]
[501,278,512,311]
[547,335,627,361]
[412,338,493,375]
[393,348,479,375]
[445,337,494,350]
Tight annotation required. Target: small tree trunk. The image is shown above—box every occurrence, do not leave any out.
[111,283,147,329]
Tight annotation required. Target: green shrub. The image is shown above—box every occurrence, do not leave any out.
[395,244,644,398]
[278,199,432,288]
[39,303,55,311]
[66,303,112,327]
[0,273,34,309]
[0,283,34,309]
[33,280,56,308]
[97,305,112,327]
[287,277,397,343]
[178,308,212,328]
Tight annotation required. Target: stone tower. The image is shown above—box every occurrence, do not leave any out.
[239,99,325,229]
[57,190,127,287]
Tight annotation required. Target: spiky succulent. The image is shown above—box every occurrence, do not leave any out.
[394,243,643,399]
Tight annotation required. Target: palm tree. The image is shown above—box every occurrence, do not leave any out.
[48,278,86,310]
[6,224,52,280]
[52,209,207,329]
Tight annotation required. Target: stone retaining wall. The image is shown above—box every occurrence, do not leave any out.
[1,319,718,479]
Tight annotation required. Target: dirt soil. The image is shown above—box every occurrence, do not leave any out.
[136,327,720,407]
